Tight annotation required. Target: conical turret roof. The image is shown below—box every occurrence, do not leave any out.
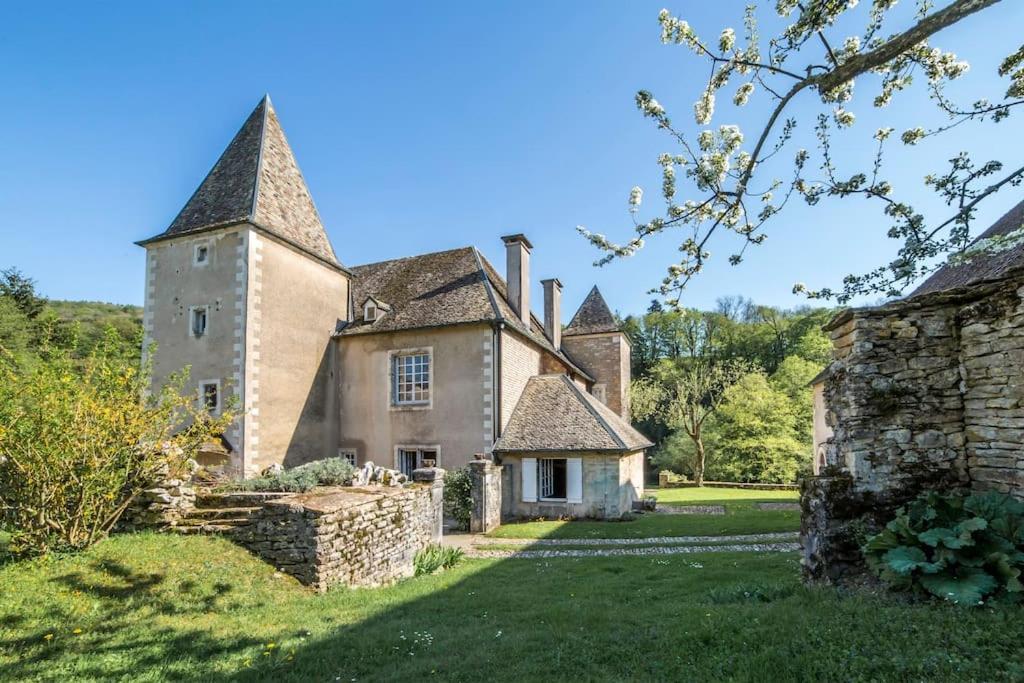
[564,286,619,336]
[141,95,341,268]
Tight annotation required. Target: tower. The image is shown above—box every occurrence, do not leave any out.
[136,96,350,476]
[561,286,631,418]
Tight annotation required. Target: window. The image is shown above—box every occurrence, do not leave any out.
[539,458,567,500]
[190,306,208,337]
[396,447,438,477]
[392,351,431,405]
[364,303,377,321]
[338,449,357,467]
[199,380,220,414]
[193,242,209,266]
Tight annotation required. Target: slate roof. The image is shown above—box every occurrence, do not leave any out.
[138,96,343,270]
[493,374,652,453]
[338,247,594,381]
[910,198,1024,298]
[563,286,619,336]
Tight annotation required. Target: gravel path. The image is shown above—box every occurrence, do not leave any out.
[654,504,726,515]
[465,542,799,559]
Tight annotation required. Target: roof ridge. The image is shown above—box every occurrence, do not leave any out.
[472,248,504,323]
[351,246,476,271]
[559,375,627,449]
[249,95,270,220]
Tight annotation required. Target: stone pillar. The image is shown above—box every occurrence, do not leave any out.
[468,458,503,533]
[412,467,446,542]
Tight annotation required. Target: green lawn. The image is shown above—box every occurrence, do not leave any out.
[2,533,1023,681]
[488,486,800,540]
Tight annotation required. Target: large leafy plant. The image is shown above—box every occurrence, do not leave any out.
[865,491,1024,606]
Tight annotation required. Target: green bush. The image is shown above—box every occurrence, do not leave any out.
[0,331,233,556]
[865,491,1024,606]
[238,457,356,493]
[413,544,464,576]
[443,468,473,531]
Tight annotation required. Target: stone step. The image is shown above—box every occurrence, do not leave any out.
[170,523,245,535]
[176,515,253,528]
[182,506,260,521]
[194,491,290,509]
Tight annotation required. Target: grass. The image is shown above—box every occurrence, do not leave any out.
[2,532,1024,681]
[488,486,800,540]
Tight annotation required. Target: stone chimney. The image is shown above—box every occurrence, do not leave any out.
[501,234,532,325]
[541,278,562,349]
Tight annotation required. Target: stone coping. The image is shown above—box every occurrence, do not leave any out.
[264,484,425,514]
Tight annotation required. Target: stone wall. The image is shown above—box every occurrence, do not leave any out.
[803,273,1024,582]
[119,476,196,530]
[239,468,444,591]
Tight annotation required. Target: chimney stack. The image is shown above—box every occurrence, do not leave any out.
[541,278,562,349]
[501,234,532,325]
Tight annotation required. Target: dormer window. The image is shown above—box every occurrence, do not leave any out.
[193,242,210,266]
[365,303,377,322]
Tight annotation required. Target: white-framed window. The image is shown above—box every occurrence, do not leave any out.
[199,380,220,414]
[391,349,431,406]
[522,457,583,504]
[189,305,208,337]
[395,446,439,477]
[364,302,377,322]
[338,449,357,467]
[193,241,210,266]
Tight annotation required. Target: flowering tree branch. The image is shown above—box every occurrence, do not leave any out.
[580,0,1024,304]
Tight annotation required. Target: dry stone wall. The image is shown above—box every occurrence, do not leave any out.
[804,272,1024,582]
[239,468,444,591]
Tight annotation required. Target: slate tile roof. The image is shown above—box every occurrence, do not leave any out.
[564,286,619,336]
[138,96,342,269]
[910,198,1024,298]
[339,247,593,381]
[493,374,652,453]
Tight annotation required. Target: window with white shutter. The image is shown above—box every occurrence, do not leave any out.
[566,458,583,504]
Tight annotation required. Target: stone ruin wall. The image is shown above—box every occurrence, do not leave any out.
[239,469,444,591]
[804,274,1024,582]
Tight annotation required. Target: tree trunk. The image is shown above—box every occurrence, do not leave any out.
[693,435,706,487]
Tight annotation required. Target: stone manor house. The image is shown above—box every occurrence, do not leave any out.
[136,96,650,520]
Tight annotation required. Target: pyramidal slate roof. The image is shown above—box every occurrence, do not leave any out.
[139,96,342,269]
[564,286,619,336]
[339,247,594,381]
[493,374,652,453]
[910,198,1024,298]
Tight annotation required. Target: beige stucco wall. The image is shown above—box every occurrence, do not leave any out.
[252,233,349,472]
[561,332,631,418]
[811,381,832,475]
[499,450,645,519]
[143,226,248,470]
[499,329,541,429]
[336,324,492,470]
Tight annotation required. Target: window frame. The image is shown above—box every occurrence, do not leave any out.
[192,241,210,267]
[394,445,440,477]
[198,379,221,415]
[188,305,209,338]
[538,457,568,502]
[338,448,357,467]
[388,347,433,409]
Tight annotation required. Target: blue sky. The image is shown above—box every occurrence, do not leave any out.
[1,1,1022,317]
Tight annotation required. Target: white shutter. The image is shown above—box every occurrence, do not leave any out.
[521,458,537,502]
[566,458,583,504]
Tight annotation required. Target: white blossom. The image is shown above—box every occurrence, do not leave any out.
[901,127,926,145]
[733,82,755,106]
[719,28,736,53]
[694,90,715,124]
[833,107,855,127]
[629,186,643,212]
[874,126,895,141]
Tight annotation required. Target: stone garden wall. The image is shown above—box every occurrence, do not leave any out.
[239,468,444,591]
[803,271,1024,582]
[119,476,196,530]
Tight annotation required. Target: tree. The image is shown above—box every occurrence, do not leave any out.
[0,268,45,320]
[633,356,746,485]
[580,1,1022,304]
[770,355,823,444]
[712,371,807,483]
[0,331,234,555]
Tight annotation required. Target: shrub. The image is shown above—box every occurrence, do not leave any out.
[0,331,234,556]
[413,544,464,576]
[443,468,473,531]
[865,491,1024,606]
[238,457,356,493]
